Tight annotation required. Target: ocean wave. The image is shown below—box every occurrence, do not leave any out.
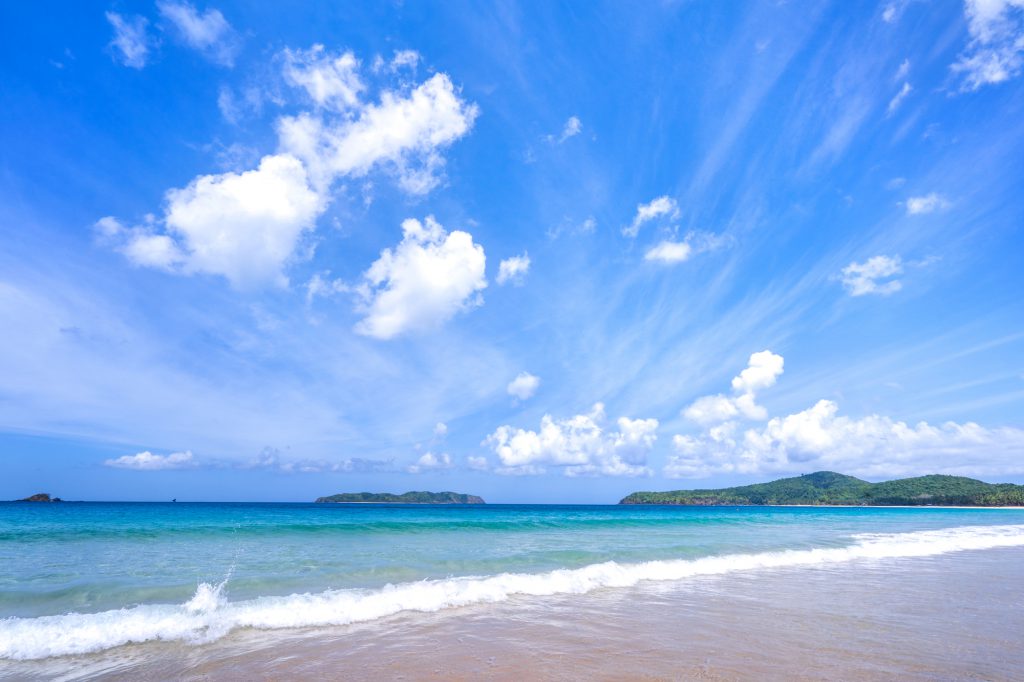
[2,523,1023,661]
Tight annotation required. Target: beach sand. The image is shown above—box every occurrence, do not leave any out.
[6,546,1023,681]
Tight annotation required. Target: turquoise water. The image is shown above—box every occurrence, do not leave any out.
[2,502,1024,661]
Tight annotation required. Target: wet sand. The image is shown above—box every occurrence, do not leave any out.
[6,547,1023,681]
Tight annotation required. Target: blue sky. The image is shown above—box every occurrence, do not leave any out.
[1,1,1023,503]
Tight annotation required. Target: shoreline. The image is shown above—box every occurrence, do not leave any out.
[7,546,1022,680]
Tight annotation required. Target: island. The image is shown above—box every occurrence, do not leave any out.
[620,471,1024,506]
[315,491,485,504]
[16,493,62,502]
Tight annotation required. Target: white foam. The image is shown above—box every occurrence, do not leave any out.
[3,523,1023,661]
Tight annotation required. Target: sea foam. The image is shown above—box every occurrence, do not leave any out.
[2,523,1023,661]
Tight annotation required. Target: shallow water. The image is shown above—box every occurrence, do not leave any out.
[2,502,1023,678]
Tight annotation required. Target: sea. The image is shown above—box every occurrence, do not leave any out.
[2,502,1024,680]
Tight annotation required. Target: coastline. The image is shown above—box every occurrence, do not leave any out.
[7,545,1022,681]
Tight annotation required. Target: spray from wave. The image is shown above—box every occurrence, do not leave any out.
[2,523,1023,661]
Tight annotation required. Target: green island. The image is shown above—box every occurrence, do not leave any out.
[315,491,485,504]
[620,471,1024,506]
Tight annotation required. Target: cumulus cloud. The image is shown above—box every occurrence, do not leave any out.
[507,371,540,401]
[106,12,152,69]
[622,196,679,238]
[485,403,657,477]
[644,231,729,266]
[102,49,477,291]
[407,451,453,473]
[666,353,1024,479]
[282,45,364,111]
[278,71,479,194]
[105,450,196,470]
[840,255,903,296]
[644,240,692,264]
[906,193,951,215]
[157,1,239,66]
[683,350,783,425]
[99,154,323,289]
[496,253,530,285]
[952,0,1024,91]
[354,216,486,339]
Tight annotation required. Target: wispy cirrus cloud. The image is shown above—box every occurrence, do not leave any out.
[157,1,240,67]
[106,12,153,69]
[622,196,679,238]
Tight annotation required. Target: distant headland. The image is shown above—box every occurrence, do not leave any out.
[620,471,1024,506]
[15,493,62,503]
[315,491,485,504]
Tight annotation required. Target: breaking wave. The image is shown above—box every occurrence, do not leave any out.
[3,523,1023,661]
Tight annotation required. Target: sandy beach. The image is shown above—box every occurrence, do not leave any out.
[5,545,1022,681]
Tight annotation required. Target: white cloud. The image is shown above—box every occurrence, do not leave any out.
[644,231,729,266]
[952,0,1024,91]
[217,86,264,125]
[99,155,321,289]
[644,240,692,264]
[247,450,395,474]
[906,193,951,215]
[666,353,1024,479]
[390,49,420,70]
[407,451,452,473]
[496,253,530,285]
[104,52,477,290]
[881,1,903,23]
[887,82,912,115]
[895,59,911,80]
[105,450,195,470]
[840,255,903,296]
[507,371,540,401]
[683,350,783,425]
[549,115,582,143]
[466,455,489,471]
[622,196,679,238]
[95,216,186,272]
[354,216,487,339]
[304,271,350,304]
[485,403,657,477]
[157,1,239,67]
[434,422,448,438]
[106,12,151,69]
[282,45,364,111]
[278,71,479,195]
[669,398,1024,479]
[732,349,785,393]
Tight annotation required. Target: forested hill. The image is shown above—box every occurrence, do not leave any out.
[620,472,1024,506]
[315,491,485,504]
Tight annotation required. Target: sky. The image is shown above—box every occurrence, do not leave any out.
[1,0,1023,503]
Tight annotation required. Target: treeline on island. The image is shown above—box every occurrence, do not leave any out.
[620,471,1024,506]
[315,491,485,504]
